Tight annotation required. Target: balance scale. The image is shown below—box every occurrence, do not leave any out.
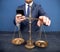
[11,6,48,49]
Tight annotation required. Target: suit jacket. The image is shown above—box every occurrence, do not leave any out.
[14,2,47,32]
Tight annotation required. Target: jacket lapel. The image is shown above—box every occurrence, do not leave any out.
[31,2,36,13]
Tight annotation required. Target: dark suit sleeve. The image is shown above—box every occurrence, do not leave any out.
[13,15,28,31]
[13,6,28,31]
[38,5,48,17]
[13,6,23,26]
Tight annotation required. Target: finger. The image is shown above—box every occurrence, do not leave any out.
[43,17,47,23]
[37,20,41,27]
[47,20,51,26]
[20,19,25,21]
[46,19,51,26]
[16,14,22,19]
[16,14,22,17]
[39,16,43,20]
[22,16,26,19]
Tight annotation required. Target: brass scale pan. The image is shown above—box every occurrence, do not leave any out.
[11,17,48,48]
[35,40,48,48]
[12,38,24,45]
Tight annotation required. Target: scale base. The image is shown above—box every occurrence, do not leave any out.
[25,40,35,49]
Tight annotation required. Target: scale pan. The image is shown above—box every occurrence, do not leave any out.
[11,38,24,45]
[35,40,48,48]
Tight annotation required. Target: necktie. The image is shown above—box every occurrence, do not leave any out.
[27,5,30,17]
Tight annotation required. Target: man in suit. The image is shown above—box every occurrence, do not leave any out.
[15,0,51,32]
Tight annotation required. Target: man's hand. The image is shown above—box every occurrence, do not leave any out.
[37,16,51,27]
[15,14,26,24]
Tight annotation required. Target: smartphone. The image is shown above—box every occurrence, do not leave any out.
[16,9,24,15]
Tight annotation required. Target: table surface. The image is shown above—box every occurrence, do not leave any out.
[0,32,60,52]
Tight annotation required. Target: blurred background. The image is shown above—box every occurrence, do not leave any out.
[0,0,60,32]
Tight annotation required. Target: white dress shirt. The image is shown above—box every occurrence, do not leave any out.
[25,1,33,15]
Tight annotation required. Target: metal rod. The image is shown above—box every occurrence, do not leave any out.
[29,6,32,41]
[39,25,42,40]
[18,24,22,38]
[12,26,17,39]
[42,26,47,40]
[25,17,43,22]
[39,24,47,41]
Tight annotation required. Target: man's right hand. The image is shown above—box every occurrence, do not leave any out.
[15,14,26,24]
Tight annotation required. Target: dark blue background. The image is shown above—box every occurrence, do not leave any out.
[0,0,60,32]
